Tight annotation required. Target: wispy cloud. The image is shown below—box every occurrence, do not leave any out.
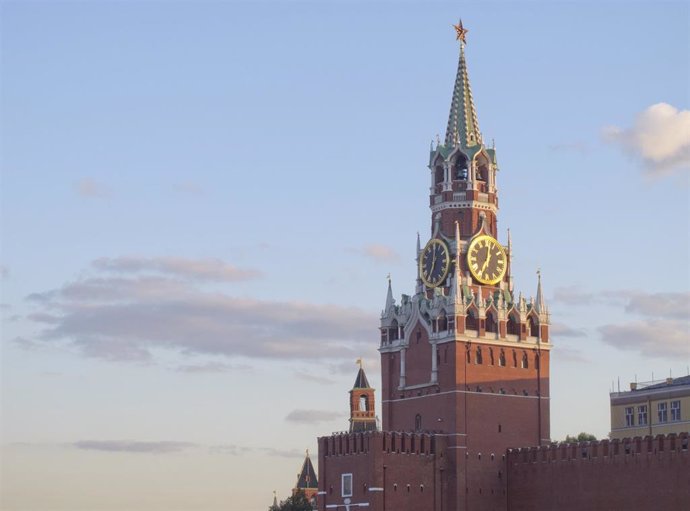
[599,319,689,359]
[73,440,196,454]
[75,178,110,198]
[92,256,262,282]
[624,292,689,320]
[602,102,690,176]
[22,258,377,364]
[294,371,336,385]
[175,362,251,374]
[349,244,400,263]
[550,322,586,338]
[285,409,342,425]
[258,447,306,459]
[598,291,689,359]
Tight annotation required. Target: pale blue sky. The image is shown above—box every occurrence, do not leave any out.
[1,1,689,510]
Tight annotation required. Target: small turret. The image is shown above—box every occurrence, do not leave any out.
[535,269,546,315]
[292,450,318,505]
[349,360,378,432]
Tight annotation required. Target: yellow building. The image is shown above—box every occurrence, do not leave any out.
[610,375,690,439]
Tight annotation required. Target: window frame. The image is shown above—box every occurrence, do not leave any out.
[671,400,681,422]
[625,406,634,427]
[637,405,648,426]
[658,402,668,423]
[341,473,353,497]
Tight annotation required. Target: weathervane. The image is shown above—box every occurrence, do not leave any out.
[453,19,468,43]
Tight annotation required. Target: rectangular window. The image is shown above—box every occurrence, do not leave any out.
[341,474,353,497]
[671,401,681,421]
[658,402,668,423]
[625,407,634,427]
[638,405,648,425]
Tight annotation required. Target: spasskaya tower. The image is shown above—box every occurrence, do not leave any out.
[318,21,551,511]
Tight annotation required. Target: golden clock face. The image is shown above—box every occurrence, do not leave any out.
[467,235,507,285]
[419,238,451,288]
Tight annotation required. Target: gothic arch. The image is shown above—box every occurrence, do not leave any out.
[507,312,520,336]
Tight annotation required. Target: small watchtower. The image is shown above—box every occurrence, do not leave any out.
[349,360,378,432]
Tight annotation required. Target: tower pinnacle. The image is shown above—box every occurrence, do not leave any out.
[445,20,482,148]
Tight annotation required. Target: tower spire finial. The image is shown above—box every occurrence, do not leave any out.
[445,20,482,148]
[453,19,468,43]
[535,268,546,314]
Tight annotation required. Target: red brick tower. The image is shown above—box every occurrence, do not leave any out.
[349,362,378,432]
[318,20,551,511]
[379,20,551,510]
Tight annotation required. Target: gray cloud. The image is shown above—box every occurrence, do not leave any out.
[73,440,196,454]
[598,291,689,359]
[92,256,261,282]
[599,320,689,359]
[285,409,342,425]
[625,292,689,320]
[258,447,306,459]
[551,286,596,305]
[24,259,377,364]
[551,289,688,359]
[602,102,690,176]
[75,178,110,198]
[208,444,252,456]
[294,371,336,385]
[550,322,587,338]
[175,362,251,374]
[349,244,400,263]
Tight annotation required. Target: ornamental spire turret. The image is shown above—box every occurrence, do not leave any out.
[445,20,482,148]
[535,269,546,314]
[384,275,395,314]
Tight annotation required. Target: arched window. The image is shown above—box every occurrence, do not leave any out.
[499,350,506,367]
[466,348,471,364]
[389,319,399,341]
[486,312,497,334]
[475,346,483,365]
[438,310,448,332]
[454,154,468,181]
[434,165,444,187]
[507,314,519,336]
[489,348,495,365]
[529,316,539,338]
[359,395,368,411]
[415,414,422,431]
[512,350,518,368]
[521,352,529,369]
[466,310,478,331]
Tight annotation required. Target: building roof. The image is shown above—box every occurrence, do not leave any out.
[352,367,371,389]
[295,451,318,490]
[641,374,690,391]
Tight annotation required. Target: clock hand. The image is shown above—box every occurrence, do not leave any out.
[480,246,492,274]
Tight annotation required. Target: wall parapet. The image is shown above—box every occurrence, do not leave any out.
[319,430,439,457]
[507,432,689,464]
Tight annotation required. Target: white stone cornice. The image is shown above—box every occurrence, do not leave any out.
[431,200,497,214]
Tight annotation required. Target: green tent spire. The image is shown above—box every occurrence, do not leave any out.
[445,20,482,149]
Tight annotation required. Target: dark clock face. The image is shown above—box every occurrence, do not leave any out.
[419,239,450,288]
[467,234,507,285]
